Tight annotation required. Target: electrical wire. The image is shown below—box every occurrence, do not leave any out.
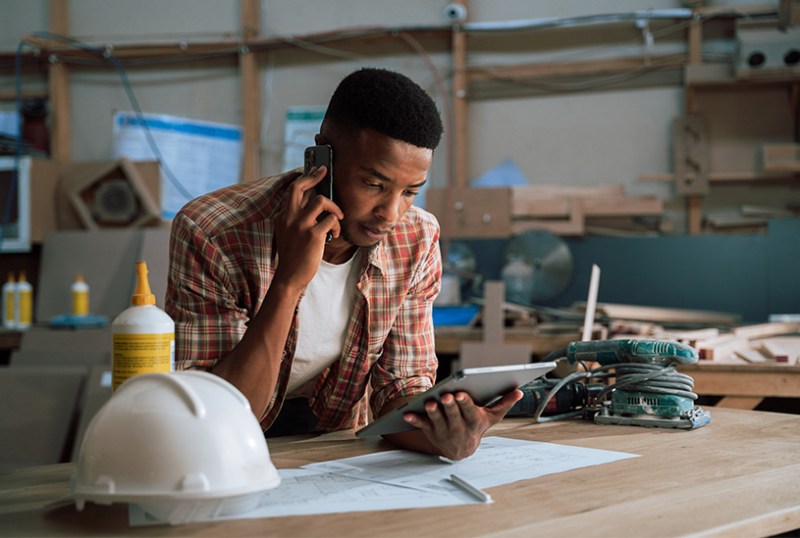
[25,31,197,201]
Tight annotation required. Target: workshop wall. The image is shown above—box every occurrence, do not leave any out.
[3,0,795,234]
[458,218,800,323]
[1,0,797,318]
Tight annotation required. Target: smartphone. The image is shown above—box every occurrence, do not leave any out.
[304,144,334,242]
[304,144,334,201]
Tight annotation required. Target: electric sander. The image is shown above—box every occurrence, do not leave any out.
[508,338,711,430]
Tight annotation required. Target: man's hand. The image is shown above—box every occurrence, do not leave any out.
[390,389,523,461]
[272,167,343,290]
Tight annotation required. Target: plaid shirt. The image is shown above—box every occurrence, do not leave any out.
[166,170,441,432]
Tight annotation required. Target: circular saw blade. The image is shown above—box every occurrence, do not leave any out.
[505,230,573,303]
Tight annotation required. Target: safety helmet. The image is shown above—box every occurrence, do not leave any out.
[71,371,280,524]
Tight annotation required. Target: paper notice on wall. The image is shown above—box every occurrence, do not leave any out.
[282,106,325,171]
[112,112,242,219]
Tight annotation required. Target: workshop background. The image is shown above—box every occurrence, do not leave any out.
[1,0,799,469]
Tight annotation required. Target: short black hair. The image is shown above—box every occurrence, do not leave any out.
[323,68,443,150]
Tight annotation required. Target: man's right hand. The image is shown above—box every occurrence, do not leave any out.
[272,167,343,291]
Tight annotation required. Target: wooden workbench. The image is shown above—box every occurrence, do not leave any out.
[681,361,800,410]
[1,408,799,537]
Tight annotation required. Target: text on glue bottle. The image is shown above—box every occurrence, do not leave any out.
[112,261,175,391]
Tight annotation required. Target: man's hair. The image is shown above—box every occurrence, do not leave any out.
[324,68,443,150]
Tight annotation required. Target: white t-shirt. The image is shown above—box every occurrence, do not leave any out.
[287,251,362,397]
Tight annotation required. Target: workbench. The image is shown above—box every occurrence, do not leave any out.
[681,361,800,410]
[1,408,799,537]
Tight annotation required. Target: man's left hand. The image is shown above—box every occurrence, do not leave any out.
[402,389,523,461]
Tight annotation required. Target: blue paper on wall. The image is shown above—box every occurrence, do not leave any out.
[470,158,529,188]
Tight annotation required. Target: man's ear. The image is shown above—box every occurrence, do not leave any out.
[314,133,326,145]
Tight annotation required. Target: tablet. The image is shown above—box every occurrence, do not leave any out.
[355,361,556,437]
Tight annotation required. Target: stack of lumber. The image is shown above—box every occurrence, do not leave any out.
[688,322,800,364]
[511,184,663,236]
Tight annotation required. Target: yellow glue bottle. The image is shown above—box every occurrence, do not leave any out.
[71,273,90,317]
[16,270,32,330]
[2,272,16,329]
[112,261,174,391]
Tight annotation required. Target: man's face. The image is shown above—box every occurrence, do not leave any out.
[323,127,433,249]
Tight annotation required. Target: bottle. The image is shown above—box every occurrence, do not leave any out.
[2,273,16,329]
[71,273,90,317]
[16,270,33,330]
[111,261,175,392]
[501,254,534,306]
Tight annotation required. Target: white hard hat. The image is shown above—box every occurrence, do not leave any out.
[71,371,280,525]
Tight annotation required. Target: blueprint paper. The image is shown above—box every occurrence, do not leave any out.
[129,436,637,525]
[306,436,639,491]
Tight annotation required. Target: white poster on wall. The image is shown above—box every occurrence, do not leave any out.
[282,106,326,171]
[112,112,242,219]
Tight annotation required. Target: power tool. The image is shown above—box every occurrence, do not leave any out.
[508,338,711,430]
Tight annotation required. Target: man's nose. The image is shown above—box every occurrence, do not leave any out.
[375,193,402,223]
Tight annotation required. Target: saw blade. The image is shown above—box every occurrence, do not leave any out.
[505,230,573,303]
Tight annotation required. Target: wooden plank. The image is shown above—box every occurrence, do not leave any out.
[513,183,625,200]
[426,187,511,238]
[239,0,262,183]
[735,348,771,363]
[733,322,800,340]
[48,0,71,162]
[695,334,750,361]
[716,396,764,409]
[451,2,468,189]
[511,198,571,218]
[511,200,584,236]
[579,196,662,217]
[587,302,740,326]
[467,55,685,82]
[762,144,800,172]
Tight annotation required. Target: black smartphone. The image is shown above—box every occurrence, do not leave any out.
[304,144,333,201]
[304,144,334,242]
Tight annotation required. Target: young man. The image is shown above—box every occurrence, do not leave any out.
[166,67,521,460]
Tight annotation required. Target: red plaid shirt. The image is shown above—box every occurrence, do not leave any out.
[166,170,441,431]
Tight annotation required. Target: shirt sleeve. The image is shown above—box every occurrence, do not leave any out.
[369,226,442,415]
[165,211,249,371]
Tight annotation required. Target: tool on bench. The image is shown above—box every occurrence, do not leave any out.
[508,338,711,430]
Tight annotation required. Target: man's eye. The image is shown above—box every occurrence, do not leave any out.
[404,190,419,198]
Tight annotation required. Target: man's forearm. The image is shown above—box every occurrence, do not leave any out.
[211,277,303,420]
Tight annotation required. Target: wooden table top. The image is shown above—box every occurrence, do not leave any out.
[1,408,799,537]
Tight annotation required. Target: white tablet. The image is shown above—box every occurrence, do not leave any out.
[355,362,556,437]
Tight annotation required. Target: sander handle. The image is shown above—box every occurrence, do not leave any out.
[566,338,698,366]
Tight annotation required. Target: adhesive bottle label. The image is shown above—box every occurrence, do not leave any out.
[17,287,32,328]
[3,287,15,328]
[112,332,175,391]
[72,288,89,316]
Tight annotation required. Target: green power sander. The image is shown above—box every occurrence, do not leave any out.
[508,339,712,430]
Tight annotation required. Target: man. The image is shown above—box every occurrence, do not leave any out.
[166,67,521,460]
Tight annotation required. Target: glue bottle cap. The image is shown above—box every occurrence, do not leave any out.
[131,261,156,306]
[76,273,85,283]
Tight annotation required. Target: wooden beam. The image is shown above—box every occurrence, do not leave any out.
[467,55,685,83]
[685,6,703,235]
[451,0,468,188]
[239,0,261,183]
[48,0,71,161]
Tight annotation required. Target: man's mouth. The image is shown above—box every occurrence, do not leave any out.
[361,224,391,240]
